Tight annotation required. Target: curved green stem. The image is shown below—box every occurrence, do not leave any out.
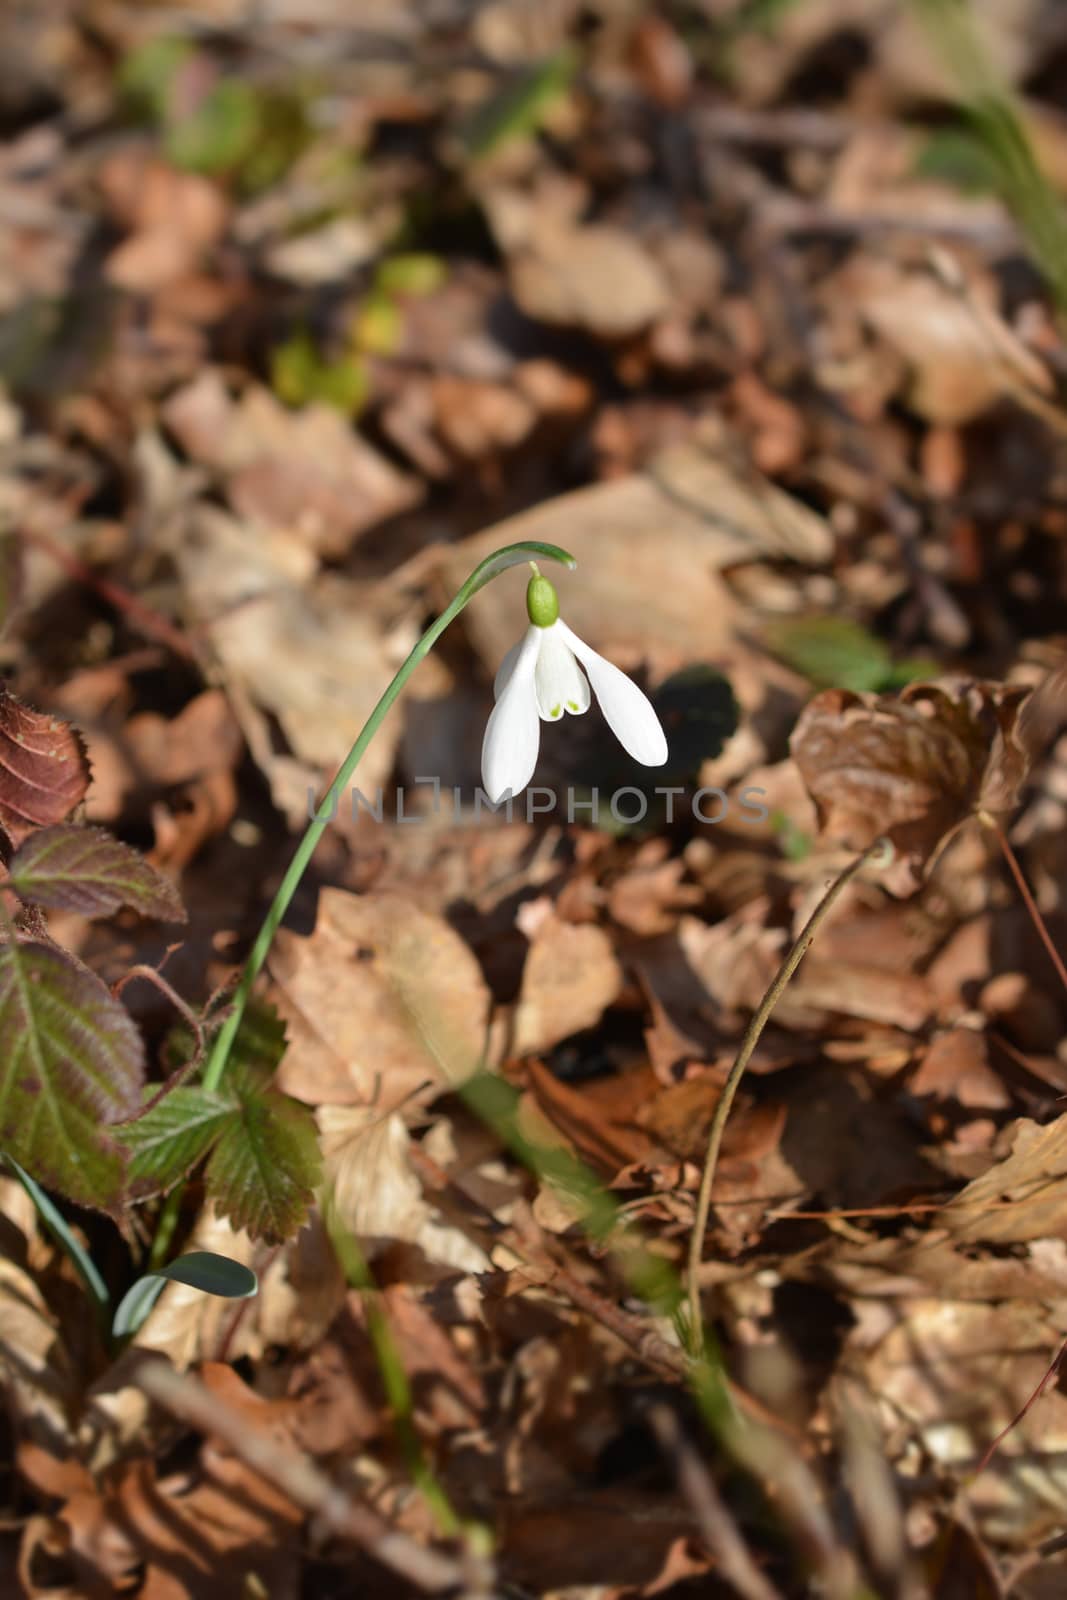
[200,540,575,1096]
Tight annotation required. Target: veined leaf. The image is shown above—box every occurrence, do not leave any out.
[9,824,186,922]
[0,689,90,846]
[0,941,143,1211]
[118,1085,234,1196]
[123,1001,314,1240]
[227,1000,288,1072]
[205,1064,322,1244]
[112,1250,257,1339]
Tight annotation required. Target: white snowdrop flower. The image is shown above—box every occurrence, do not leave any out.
[481,568,668,802]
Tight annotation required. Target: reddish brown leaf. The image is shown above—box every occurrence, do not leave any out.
[0,688,90,847]
[982,658,1067,814]
[0,940,143,1211]
[790,678,1031,891]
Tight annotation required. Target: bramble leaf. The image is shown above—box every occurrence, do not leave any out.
[122,1001,315,1240]
[204,1063,322,1244]
[0,689,90,845]
[118,1085,233,1196]
[0,941,143,1210]
[8,824,186,922]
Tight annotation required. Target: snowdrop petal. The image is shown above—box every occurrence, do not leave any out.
[481,625,541,801]
[533,622,590,722]
[557,621,668,767]
[493,639,524,700]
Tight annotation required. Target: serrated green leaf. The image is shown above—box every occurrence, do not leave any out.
[222,999,288,1073]
[120,1002,288,1198]
[111,1250,257,1339]
[9,824,186,922]
[769,616,894,693]
[0,941,143,1211]
[117,1085,233,1196]
[162,994,287,1076]
[205,1068,322,1244]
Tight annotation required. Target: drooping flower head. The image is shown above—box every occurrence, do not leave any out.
[481,567,668,802]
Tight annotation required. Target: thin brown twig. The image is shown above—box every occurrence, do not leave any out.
[646,1402,785,1600]
[134,1357,479,1595]
[113,961,205,1058]
[972,1333,1067,1478]
[686,839,891,1355]
[410,1142,689,1382]
[985,816,1067,1001]
[410,1143,810,1443]
[20,523,201,664]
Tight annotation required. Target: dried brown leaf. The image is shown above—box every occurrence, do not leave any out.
[910,1029,1011,1110]
[512,916,622,1056]
[443,434,831,678]
[0,1257,79,1455]
[509,222,671,338]
[790,678,1032,892]
[320,1105,488,1272]
[163,373,420,557]
[940,1113,1067,1246]
[273,888,492,1106]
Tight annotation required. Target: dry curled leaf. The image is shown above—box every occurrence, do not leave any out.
[319,1106,488,1272]
[790,677,1033,892]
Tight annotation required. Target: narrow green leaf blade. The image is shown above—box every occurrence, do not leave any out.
[0,942,143,1211]
[155,1250,257,1297]
[109,1274,167,1340]
[111,1251,257,1338]
[9,824,186,922]
[4,1155,109,1312]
